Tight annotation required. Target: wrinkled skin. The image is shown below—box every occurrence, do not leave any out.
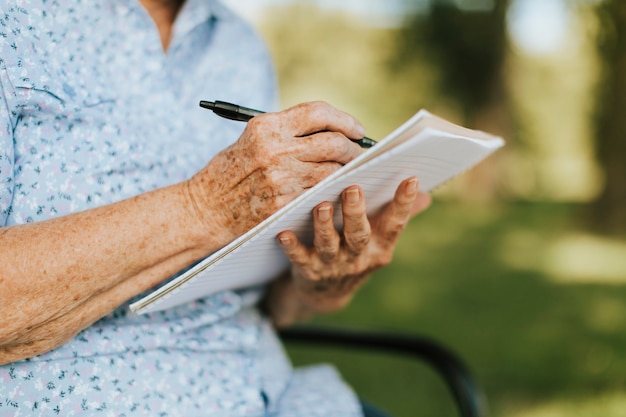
[186,101,365,243]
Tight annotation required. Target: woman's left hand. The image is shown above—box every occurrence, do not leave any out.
[265,176,431,327]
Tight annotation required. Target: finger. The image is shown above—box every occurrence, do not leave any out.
[277,230,312,270]
[281,101,366,139]
[312,202,341,263]
[374,177,421,248]
[411,192,432,217]
[294,131,362,165]
[341,185,371,254]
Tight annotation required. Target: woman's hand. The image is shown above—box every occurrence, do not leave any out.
[264,177,432,327]
[185,101,365,247]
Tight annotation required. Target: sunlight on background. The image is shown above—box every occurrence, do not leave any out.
[499,230,626,284]
[544,234,626,284]
[507,0,570,55]
[508,394,626,417]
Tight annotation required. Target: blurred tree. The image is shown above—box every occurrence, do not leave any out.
[397,0,511,129]
[591,0,626,234]
[395,0,512,199]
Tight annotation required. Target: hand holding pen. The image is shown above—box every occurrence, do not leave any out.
[199,100,377,148]
[187,101,367,241]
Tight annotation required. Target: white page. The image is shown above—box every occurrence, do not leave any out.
[131,111,504,314]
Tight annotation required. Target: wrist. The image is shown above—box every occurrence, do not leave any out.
[264,271,315,328]
[295,284,354,315]
[180,177,234,253]
[264,270,356,328]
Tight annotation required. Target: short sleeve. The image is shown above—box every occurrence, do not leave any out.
[0,77,15,226]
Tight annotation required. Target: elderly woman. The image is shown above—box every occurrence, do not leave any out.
[0,0,430,415]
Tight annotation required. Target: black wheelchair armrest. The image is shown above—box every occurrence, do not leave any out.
[278,327,488,417]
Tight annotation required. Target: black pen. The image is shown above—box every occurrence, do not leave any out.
[199,100,377,148]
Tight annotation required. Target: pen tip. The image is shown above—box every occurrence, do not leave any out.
[199,100,216,110]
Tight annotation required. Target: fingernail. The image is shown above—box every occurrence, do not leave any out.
[278,236,290,246]
[318,205,331,221]
[346,188,360,204]
[406,178,418,195]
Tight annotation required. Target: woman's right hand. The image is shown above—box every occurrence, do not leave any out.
[0,101,365,363]
[185,101,366,246]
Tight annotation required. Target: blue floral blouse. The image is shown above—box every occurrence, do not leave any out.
[0,0,362,415]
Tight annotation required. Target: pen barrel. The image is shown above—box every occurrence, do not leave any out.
[213,100,264,121]
[199,100,376,148]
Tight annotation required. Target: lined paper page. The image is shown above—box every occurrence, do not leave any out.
[131,112,504,314]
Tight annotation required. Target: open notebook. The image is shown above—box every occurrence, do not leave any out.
[130,110,505,314]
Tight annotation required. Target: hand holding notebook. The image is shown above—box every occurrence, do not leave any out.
[131,107,504,314]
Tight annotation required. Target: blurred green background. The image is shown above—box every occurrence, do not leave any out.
[222,0,626,415]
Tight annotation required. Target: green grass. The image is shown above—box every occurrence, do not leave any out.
[283,201,626,417]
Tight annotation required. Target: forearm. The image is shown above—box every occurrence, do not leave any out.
[0,255,193,363]
[0,181,219,362]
